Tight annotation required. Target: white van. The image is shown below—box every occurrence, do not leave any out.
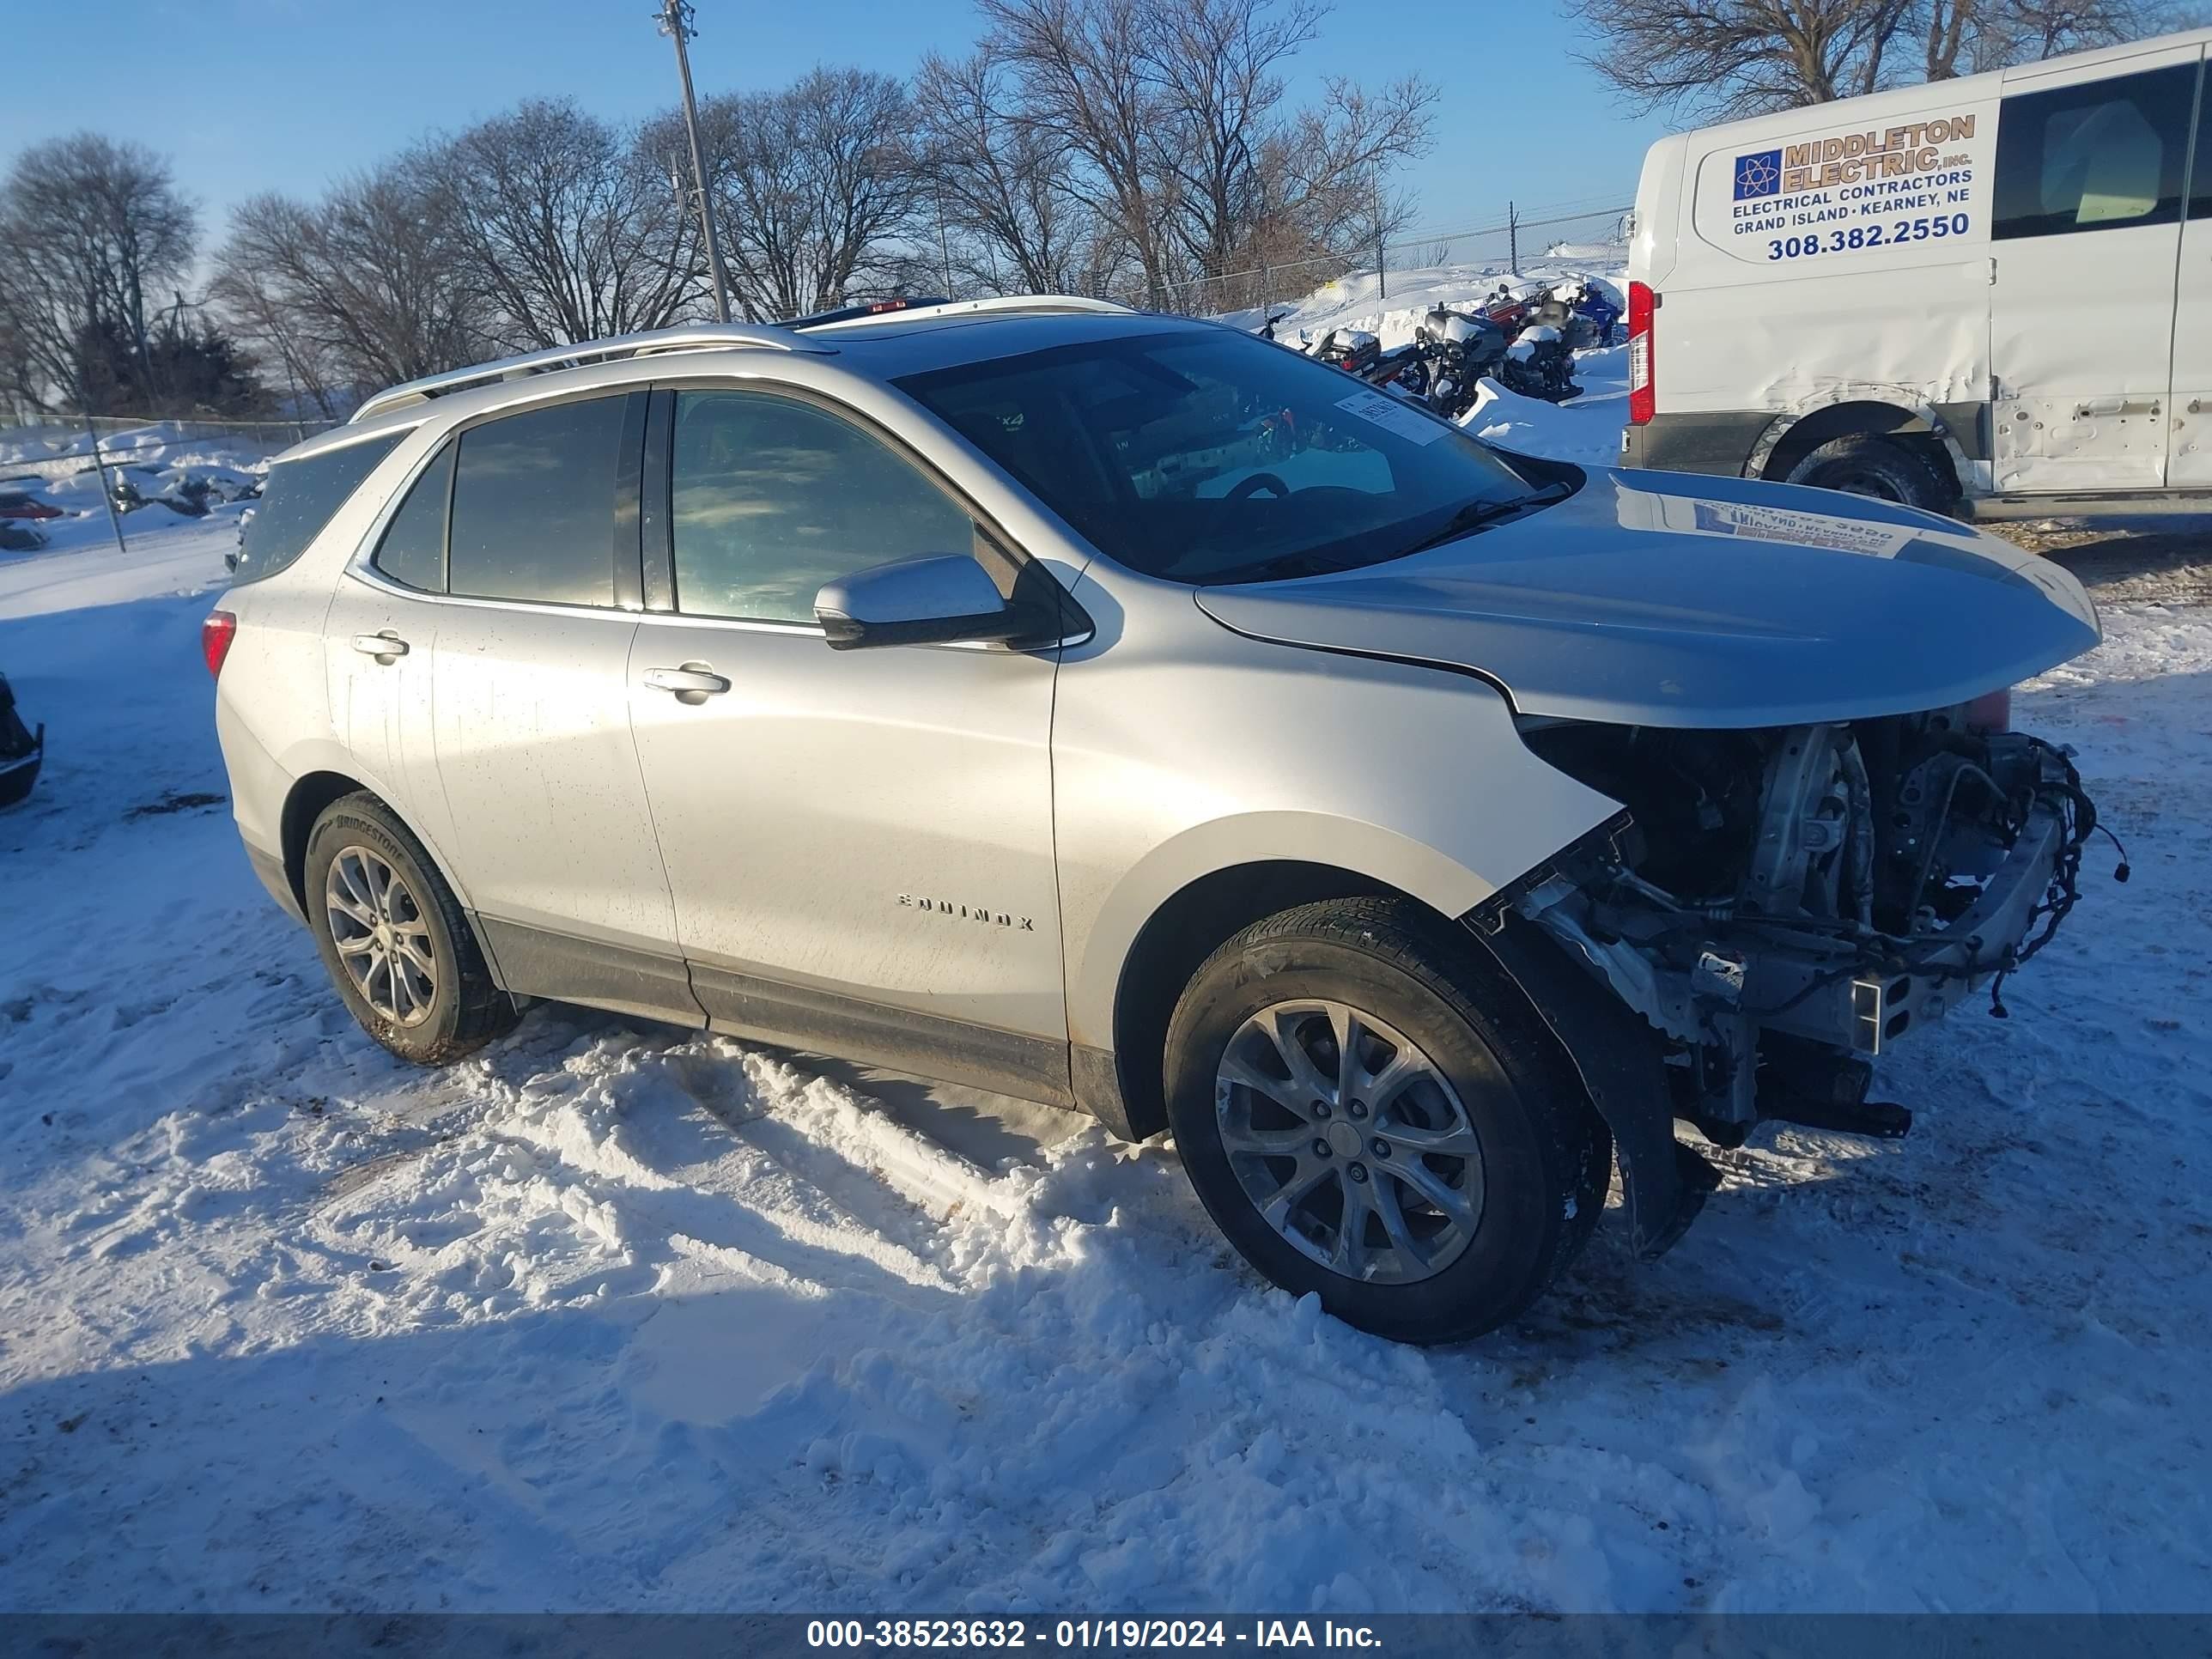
[1622,27,2211,518]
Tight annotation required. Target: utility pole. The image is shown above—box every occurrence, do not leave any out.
[1374,168,1387,301]
[657,0,732,324]
[935,183,955,298]
[1508,201,1520,276]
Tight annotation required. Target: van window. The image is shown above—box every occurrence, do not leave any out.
[447,394,629,606]
[369,442,453,593]
[1993,62,2197,239]
[668,391,973,623]
[229,432,405,586]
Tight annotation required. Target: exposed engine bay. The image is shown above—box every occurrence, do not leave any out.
[1499,701,2115,1145]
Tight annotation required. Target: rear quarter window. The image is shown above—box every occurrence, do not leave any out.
[230,432,407,586]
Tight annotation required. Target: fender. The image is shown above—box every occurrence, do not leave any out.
[1477,915,1718,1257]
[1743,387,1981,493]
[1053,617,1626,1055]
[265,731,481,921]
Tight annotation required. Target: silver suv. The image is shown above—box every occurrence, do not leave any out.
[207,298,2106,1342]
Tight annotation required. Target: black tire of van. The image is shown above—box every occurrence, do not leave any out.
[1785,434,1953,514]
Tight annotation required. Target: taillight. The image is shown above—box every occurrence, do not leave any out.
[1626,280,1656,426]
[1965,687,2013,732]
[202,610,237,678]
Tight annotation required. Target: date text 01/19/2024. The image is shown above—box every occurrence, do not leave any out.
[805,1620,1386,1650]
[1769,213,1971,260]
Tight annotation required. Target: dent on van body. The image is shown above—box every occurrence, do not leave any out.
[1648,81,2002,451]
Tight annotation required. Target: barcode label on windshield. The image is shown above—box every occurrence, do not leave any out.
[1334,389,1447,447]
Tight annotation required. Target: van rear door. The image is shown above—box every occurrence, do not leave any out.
[1990,43,2202,495]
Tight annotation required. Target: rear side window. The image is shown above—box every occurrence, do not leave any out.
[230,432,405,586]
[447,394,629,606]
[370,442,453,592]
[2195,71,2212,220]
[1993,63,2197,239]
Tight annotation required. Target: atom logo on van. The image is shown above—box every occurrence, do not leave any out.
[1734,149,1783,200]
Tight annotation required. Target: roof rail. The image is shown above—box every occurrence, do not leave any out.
[798,294,1139,332]
[349,321,832,424]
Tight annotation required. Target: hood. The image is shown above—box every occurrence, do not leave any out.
[1194,468,2100,729]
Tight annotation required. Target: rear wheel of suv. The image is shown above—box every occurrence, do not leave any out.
[1163,896,1608,1345]
[305,793,516,1065]
[1784,434,1952,513]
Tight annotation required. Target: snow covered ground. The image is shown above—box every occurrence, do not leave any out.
[4,434,2212,1614]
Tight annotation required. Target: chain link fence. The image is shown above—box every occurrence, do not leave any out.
[1155,199,1635,321]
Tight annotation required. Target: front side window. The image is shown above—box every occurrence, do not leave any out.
[669,391,974,623]
[231,431,405,586]
[1994,63,2197,240]
[897,328,1536,585]
[370,441,453,592]
[447,394,629,606]
[2194,67,2212,220]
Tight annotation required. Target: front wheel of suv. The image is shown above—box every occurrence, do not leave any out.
[305,792,517,1066]
[1164,896,1608,1344]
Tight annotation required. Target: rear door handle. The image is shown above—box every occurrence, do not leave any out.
[352,631,408,659]
[642,665,730,695]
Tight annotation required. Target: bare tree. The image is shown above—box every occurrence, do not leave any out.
[913,49,1110,295]
[1144,0,1325,279]
[210,154,486,411]
[1572,0,1917,120]
[1932,0,2176,76]
[978,0,1183,307]
[978,0,1433,308]
[428,99,698,350]
[0,133,196,411]
[668,68,921,320]
[1575,0,2181,119]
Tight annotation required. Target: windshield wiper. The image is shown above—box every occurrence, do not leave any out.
[1398,482,1573,557]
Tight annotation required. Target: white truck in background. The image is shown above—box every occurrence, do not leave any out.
[1621,27,2212,519]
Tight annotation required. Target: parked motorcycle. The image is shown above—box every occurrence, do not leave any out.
[1304,325,1382,377]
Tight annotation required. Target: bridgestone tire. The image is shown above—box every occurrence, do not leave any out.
[1164,896,1609,1345]
[305,793,516,1066]
[1784,434,1953,514]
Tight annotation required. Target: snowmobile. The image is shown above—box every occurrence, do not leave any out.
[0,672,43,810]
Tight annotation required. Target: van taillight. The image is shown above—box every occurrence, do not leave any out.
[1627,280,1656,427]
[202,610,237,678]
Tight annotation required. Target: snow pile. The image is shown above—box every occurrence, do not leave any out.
[2,512,2210,1613]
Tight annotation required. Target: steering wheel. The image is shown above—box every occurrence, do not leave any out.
[1225,471,1290,501]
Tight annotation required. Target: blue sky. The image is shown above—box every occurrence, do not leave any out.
[4,0,1674,247]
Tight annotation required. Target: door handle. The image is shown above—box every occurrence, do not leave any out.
[642,665,730,695]
[352,631,408,659]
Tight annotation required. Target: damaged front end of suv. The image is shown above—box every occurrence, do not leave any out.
[1199,472,2115,1266]
[1498,696,2112,1167]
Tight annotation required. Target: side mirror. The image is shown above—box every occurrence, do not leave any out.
[814,555,1054,652]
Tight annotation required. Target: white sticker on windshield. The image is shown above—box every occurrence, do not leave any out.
[1334,388,1447,447]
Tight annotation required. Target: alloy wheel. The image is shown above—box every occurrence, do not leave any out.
[1214,999,1485,1284]
[325,846,437,1027]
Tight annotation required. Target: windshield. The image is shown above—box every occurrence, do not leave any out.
[896,329,1546,584]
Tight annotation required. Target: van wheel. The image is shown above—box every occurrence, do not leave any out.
[306,793,516,1066]
[1163,896,1608,1345]
[1785,434,1952,513]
